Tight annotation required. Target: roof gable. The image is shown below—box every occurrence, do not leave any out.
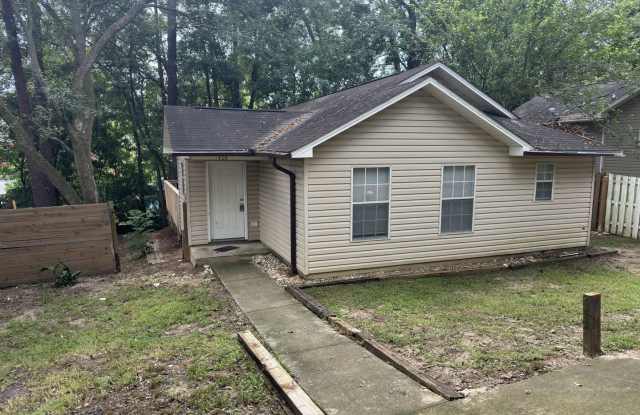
[515,81,640,124]
[163,64,621,158]
[290,77,531,158]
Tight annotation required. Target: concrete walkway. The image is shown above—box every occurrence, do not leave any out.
[420,357,640,415]
[215,258,443,415]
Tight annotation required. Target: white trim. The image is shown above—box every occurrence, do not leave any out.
[206,161,211,242]
[438,164,477,235]
[400,63,516,119]
[291,77,531,159]
[534,162,556,202]
[349,166,392,242]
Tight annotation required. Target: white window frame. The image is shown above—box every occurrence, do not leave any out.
[439,164,477,235]
[534,162,555,202]
[350,166,392,242]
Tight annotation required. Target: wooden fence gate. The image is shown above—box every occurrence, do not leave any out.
[602,174,640,239]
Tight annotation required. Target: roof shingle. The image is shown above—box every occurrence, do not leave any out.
[164,65,621,157]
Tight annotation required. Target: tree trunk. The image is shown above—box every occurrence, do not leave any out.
[28,0,58,206]
[248,60,259,109]
[69,72,99,203]
[204,65,213,106]
[154,0,167,105]
[167,0,178,106]
[1,0,58,206]
[395,0,420,69]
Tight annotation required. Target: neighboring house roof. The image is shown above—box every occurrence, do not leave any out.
[164,63,621,158]
[515,81,640,124]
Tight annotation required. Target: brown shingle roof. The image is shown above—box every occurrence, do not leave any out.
[514,81,636,124]
[163,65,621,157]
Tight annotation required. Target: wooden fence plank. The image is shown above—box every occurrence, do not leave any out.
[623,177,635,237]
[618,175,629,235]
[604,174,615,233]
[603,174,640,241]
[609,174,622,234]
[633,179,640,239]
[0,203,118,287]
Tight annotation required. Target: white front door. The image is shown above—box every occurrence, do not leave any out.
[209,162,246,240]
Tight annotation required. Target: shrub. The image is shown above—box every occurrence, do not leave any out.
[42,262,81,288]
[122,209,156,258]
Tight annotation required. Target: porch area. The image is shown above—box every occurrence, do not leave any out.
[165,156,304,271]
[191,241,270,266]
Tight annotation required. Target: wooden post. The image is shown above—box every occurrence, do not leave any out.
[181,201,190,262]
[108,202,121,272]
[592,173,602,231]
[583,293,602,357]
[597,175,609,233]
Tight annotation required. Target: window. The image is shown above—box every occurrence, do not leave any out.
[441,166,475,233]
[535,163,555,201]
[352,167,390,240]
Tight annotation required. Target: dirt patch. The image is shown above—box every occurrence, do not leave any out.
[303,248,593,284]
[0,383,26,407]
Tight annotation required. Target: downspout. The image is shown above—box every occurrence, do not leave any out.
[272,158,297,275]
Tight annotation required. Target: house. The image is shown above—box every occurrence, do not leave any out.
[515,81,640,177]
[163,63,620,277]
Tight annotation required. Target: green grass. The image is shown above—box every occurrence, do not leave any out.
[308,260,640,385]
[0,282,281,414]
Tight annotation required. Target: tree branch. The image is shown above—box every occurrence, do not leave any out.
[25,0,50,99]
[0,100,81,204]
[72,0,151,92]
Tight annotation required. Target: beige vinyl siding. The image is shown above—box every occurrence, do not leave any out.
[176,157,187,232]
[247,161,260,240]
[603,96,640,177]
[305,88,594,275]
[187,160,209,245]
[259,159,307,274]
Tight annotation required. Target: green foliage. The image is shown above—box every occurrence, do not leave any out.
[121,209,156,258]
[41,263,81,288]
[1,0,638,213]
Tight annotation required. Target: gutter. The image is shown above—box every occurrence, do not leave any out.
[272,158,297,275]
[524,150,624,157]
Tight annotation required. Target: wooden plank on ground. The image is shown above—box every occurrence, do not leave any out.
[238,331,324,415]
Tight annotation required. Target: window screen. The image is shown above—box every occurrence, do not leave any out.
[441,166,475,233]
[535,163,554,201]
[352,167,390,240]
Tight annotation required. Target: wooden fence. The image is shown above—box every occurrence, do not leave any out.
[603,174,640,239]
[163,179,190,261]
[164,179,181,233]
[0,203,119,288]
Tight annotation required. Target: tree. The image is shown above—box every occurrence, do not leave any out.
[1,0,79,204]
